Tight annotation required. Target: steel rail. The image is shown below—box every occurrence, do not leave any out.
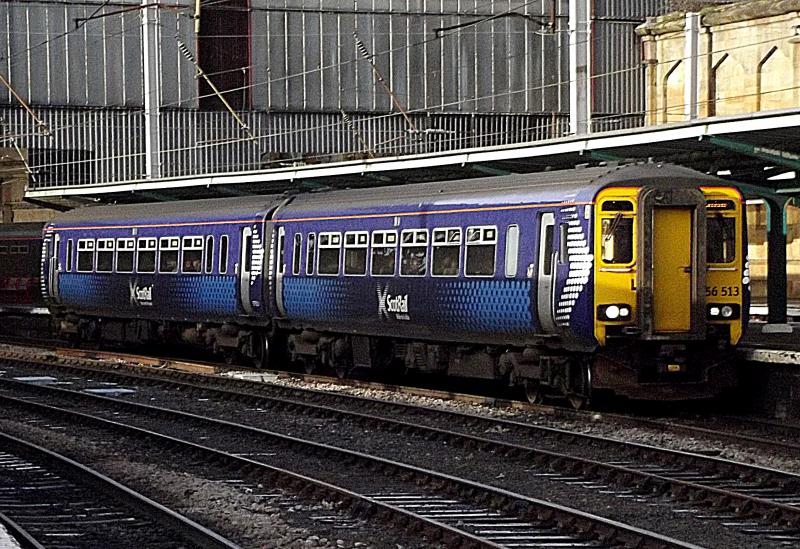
[0,382,700,549]
[0,512,45,549]
[0,431,241,549]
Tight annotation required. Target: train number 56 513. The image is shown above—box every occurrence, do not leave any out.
[706,286,739,297]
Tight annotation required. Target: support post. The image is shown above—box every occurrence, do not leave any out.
[569,0,591,136]
[142,0,161,179]
[684,12,700,121]
[765,197,789,326]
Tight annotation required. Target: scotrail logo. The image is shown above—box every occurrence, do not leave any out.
[129,280,154,307]
[376,284,409,320]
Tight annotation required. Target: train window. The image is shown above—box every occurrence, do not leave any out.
[542,225,554,276]
[465,226,497,277]
[505,225,519,278]
[0,246,6,255]
[318,232,341,276]
[205,236,214,274]
[292,234,302,275]
[137,238,157,273]
[707,214,736,264]
[66,240,73,272]
[306,234,316,275]
[432,228,461,277]
[601,200,634,212]
[182,236,203,273]
[274,231,283,275]
[219,235,229,274]
[116,239,135,273]
[344,231,368,276]
[370,231,396,276]
[559,224,569,264]
[77,239,95,272]
[96,239,115,273]
[10,245,29,254]
[159,237,180,273]
[601,215,633,264]
[400,229,428,277]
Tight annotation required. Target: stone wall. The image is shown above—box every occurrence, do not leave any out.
[0,148,53,224]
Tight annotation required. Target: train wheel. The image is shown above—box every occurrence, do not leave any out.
[524,379,545,404]
[567,393,589,410]
[566,361,592,410]
[252,333,269,369]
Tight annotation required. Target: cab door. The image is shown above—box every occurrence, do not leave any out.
[536,212,557,333]
[239,227,254,315]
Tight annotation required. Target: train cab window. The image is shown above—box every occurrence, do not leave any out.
[432,228,461,277]
[116,239,135,273]
[96,239,115,273]
[137,238,157,273]
[318,232,341,276]
[182,236,203,273]
[66,240,74,272]
[601,215,633,264]
[306,234,316,275]
[159,237,180,273]
[205,236,214,274]
[219,235,229,274]
[505,225,519,278]
[400,229,428,277]
[77,239,95,272]
[292,234,302,275]
[707,215,736,264]
[465,226,497,277]
[371,231,397,276]
[344,231,368,276]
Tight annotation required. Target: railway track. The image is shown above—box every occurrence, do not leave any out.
[0,430,239,549]
[0,351,798,546]
[0,380,698,549]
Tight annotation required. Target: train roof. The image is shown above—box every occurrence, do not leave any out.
[47,195,285,227]
[0,222,45,238]
[276,163,734,217]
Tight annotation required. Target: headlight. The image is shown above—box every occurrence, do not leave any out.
[707,304,740,320]
[598,304,632,321]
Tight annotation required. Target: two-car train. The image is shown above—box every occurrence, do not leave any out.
[10,163,750,405]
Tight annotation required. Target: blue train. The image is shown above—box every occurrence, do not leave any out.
[41,163,749,406]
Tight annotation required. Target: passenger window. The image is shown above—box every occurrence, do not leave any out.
[96,239,114,272]
[137,238,157,273]
[292,233,302,275]
[601,215,633,264]
[559,224,569,264]
[219,235,229,274]
[371,231,397,276]
[505,225,519,278]
[159,237,179,273]
[318,232,341,276]
[465,226,497,277]
[400,229,428,276]
[707,214,736,263]
[0,246,6,255]
[306,233,316,275]
[432,228,461,277]
[205,236,214,274]
[182,236,203,273]
[116,239,135,273]
[66,240,73,272]
[77,239,95,272]
[344,231,368,276]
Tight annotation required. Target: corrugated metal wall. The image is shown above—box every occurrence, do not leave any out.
[0,0,671,189]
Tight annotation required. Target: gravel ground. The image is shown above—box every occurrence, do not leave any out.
[0,418,420,549]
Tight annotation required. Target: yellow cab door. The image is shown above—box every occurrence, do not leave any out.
[652,207,693,332]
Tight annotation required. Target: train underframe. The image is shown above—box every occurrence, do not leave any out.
[54,314,737,407]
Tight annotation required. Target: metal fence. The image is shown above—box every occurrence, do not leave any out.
[2,106,572,189]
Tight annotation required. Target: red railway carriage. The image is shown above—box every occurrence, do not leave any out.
[0,223,46,314]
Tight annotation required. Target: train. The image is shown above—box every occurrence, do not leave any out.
[4,163,750,406]
[0,222,46,315]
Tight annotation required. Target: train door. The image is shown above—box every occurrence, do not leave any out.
[536,212,557,333]
[652,208,692,332]
[638,188,706,338]
[45,232,61,304]
[274,226,286,317]
[239,227,254,314]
